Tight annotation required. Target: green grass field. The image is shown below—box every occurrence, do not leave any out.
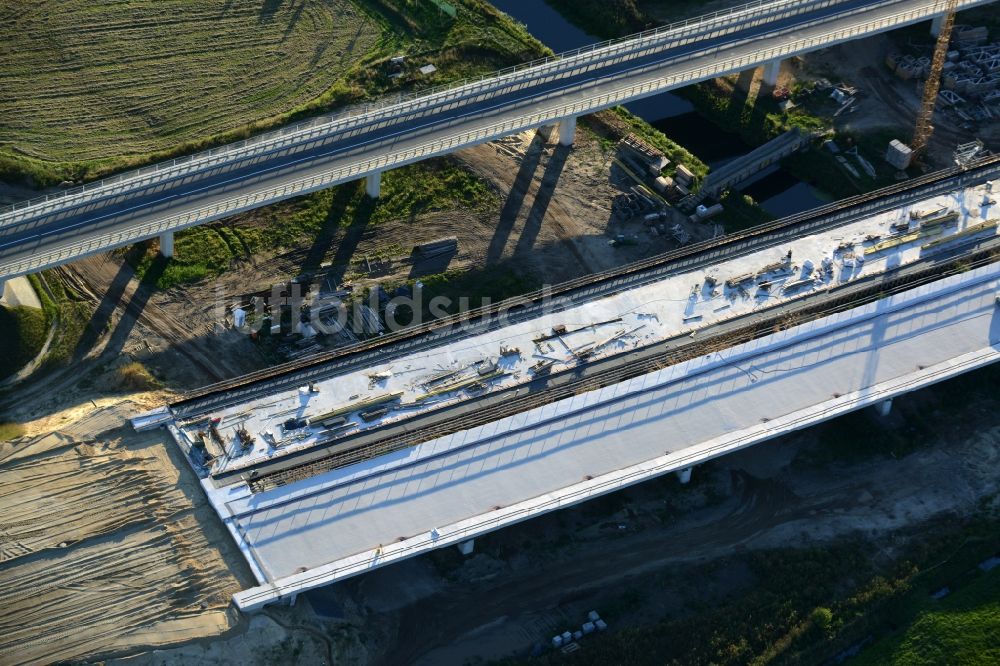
[0,0,547,186]
[0,0,383,181]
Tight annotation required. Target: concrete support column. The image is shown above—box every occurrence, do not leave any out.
[365,170,382,199]
[287,592,298,607]
[675,467,693,484]
[877,398,893,418]
[0,278,7,304]
[762,60,782,87]
[930,14,945,37]
[159,231,174,258]
[558,115,577,147]
[457,538,475,556]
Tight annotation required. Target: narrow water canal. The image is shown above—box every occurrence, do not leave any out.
[490,0,830,217]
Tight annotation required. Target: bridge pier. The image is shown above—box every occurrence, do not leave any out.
[761,59,782,88]
[558,115,577,147]
[159,231,174,258]
[457,538,475,555]
[366,170,382,199]
[877,398,893,418]
[930,14,945,36]
[675,467,693,484]
[0,278,6,304]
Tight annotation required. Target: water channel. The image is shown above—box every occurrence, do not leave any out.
[490,0,830,217]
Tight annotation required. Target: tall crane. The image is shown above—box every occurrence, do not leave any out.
[911,0,959,157]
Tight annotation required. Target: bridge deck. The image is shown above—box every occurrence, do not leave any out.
[172,182,993,483]
[2,0,992,278]
[229,261,1000,608]
[149,178,1000,608]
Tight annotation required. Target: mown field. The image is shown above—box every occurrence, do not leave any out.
[0,0,547,186]
[0,0,383,180]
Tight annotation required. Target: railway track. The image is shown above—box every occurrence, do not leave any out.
[174,154,1000,419]
[241,235,1000,493]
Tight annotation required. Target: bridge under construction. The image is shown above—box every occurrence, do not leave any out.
[130,156,1000,610]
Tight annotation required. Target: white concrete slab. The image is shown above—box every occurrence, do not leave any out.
[179,183,997,479]
[228,262,1000,604]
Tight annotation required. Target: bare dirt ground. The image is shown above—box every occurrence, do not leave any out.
[802,33,999,168]
[0,401,255,666]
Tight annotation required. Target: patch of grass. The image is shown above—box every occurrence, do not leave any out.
[0,422,26,441]
[102,361,162,392]
[855,567,1000,666]
[36,270,95,369]
[131,157,497,288]
[0,303,48,380]
[679,78,828,148]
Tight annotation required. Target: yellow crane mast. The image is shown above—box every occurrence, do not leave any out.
[911,0,959,157]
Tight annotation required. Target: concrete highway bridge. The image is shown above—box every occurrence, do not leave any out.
[1,0,994,291]
[133,156,1000,609]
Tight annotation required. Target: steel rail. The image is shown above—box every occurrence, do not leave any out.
[0,0,981,233]
[171,154,1000,418]
[240,242,1000,493]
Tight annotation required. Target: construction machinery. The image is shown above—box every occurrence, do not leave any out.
[911,0,959,157]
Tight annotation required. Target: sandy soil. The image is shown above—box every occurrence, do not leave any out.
[0,400,255,665]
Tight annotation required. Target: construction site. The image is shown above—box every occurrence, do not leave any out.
[2,1,1000,664]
